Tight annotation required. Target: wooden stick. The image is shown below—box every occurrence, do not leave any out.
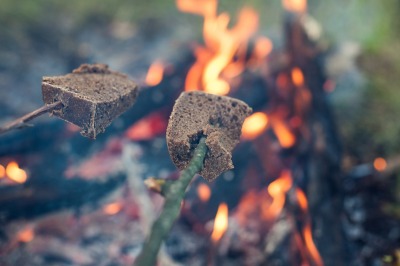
[135,137,208,266]
[0,101,62,135]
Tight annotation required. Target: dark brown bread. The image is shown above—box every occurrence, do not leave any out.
[42,64,139,138]
[166,91,252,181]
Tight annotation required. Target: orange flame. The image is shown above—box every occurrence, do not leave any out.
[295,188,308,211]
[197,183,211,202]
[271,119,296,148]
[264,170,293,219]
[177,0,259,95]
[304,224,324,266]
[6,161,27,183]
[373,157,387,172]
[282,0,307,14]
[291,67,305,87]
[176,0,217,17]
[0,164,5,178]
[295,188,324,266]
[241,112,269,140]
[145,61,164,86]
[103,202,123,215]
[17,227,34,243]
[211,202,228,242]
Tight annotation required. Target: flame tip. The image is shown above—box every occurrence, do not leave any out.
[211,202,229,242]
[283,0,307,14]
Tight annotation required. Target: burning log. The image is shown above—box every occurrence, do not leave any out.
[277,1,345,265]
[0,174,126,222]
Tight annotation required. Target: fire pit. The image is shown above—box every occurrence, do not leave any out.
[0,0,399,266]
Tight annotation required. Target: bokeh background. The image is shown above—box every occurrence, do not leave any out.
[0,0,399,264]
[1,0,400,204]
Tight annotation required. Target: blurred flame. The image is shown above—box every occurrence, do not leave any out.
[125,113,167,141]
[204,79,230,95]
[271,119,296,148]
[235,190,259,225]
[295,188,324,266]
[264,170,293,219]
[282,0,307,13]
[17,227,34,243]
[253,37,273,59]
[291,67,304,87]
[276,73,290,89]
[211,202,228,242]
[241,112,269,140]
[6,161,27,183]
[0,164,5,178]
[176,0,217,17]
[145,61,164,86]
[295,188,308,211]
[373,157,387,172]
[304,224,324,266]
[103,202,123,215]
[197,183,211,202]
[177,0,259,95]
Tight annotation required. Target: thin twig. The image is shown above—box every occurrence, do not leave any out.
[0,101,63,135]
[135,137,208,266]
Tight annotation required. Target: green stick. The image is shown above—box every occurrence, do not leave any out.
[135,137,208,266]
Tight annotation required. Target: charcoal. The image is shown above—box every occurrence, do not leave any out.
[42,64,139,138]
[166,91,252,181]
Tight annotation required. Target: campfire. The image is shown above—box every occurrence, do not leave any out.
[0,0,399,265]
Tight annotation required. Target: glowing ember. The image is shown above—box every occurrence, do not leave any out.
[145,61,164,86]
[373,157,387,172]
[241,112,269,140]
[304,224,324,266]
[253,37,273,59]
[17,227,34,243]
[264,170,293,219]
[291,67,305,87]
[103,202,123,215]
[282,0,307,14]
[0,164,5,178]
[177,0,259,95]
[211,202,228,242]
[271,119,296,148]
[276,73,290,90]
[6,161,27,183]
[197,183,211,202]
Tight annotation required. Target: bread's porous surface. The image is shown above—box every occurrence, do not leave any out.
[42,64,138,138]
[167,91,252,181]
